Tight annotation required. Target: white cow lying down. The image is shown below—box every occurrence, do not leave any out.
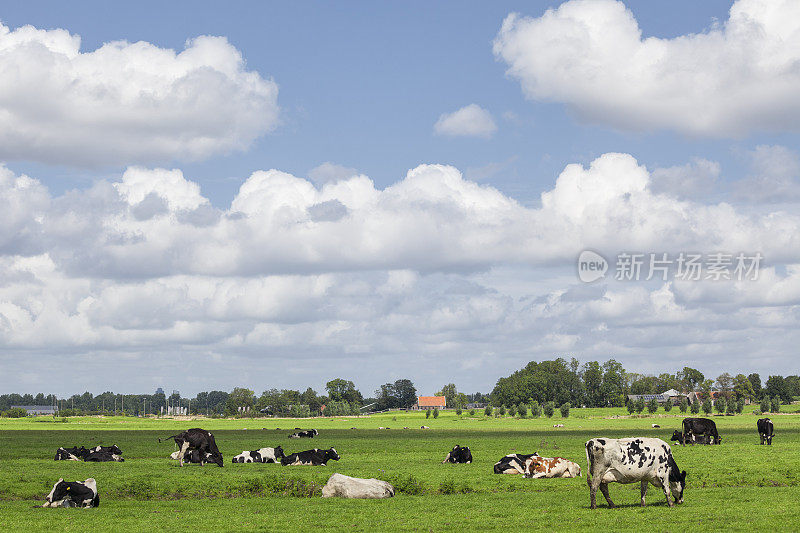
[585,437,686,509]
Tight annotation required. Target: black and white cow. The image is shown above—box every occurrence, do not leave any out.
[54,446,88,461]
[43,478,99,508]
[288,429,318,439]
[281,448,340,466]
[682,417,721,445]
[757,418,774,445]
[160,428,224,467]
[493,453,539,474]
[256,446,284,463]
[89,445,122,455]
[170,449,214,464]
[585,437,687,509]
[84,450,124,462]
[232,450,263,463]
[442,445,472,464]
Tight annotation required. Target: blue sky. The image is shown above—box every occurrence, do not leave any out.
[1,1,799,397]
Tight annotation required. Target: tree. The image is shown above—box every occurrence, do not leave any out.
[647,398,659,414]
[736,399,745,414]
[530,401,541,418]
[560,402,571,418]
[733,374,755,402]
[678,367,704,391]
[626,400,636,415]
[543,402,555,418]
[679,397,688,413]
[425,409,431,419]
[765,376,791,403]
[326,379,363,405]
[433,408,439,419]
[715,397,727,414]
[772,396,781,413]
[690,400,700,414]
[715,373,734,392]
[484,405,492,417]
[517,403,528,418]
[508,405,517,417]
[663,400,673,412]
[760,397,771,413]
[582,361,603,407]
[226,387,255,414]
[436,384,458,408]
[601,359,626,407]
[498,405,507,416]
[634,398,645,413]
[748,373,762,398]
[375,379,417,410]
[702,399,713,414]
[725,400,735,415]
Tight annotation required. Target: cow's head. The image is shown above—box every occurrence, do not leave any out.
[669,469,687,504]
[715,435,723,445]
[326,448,340,461]
[209,452,224,467]
[274,446,285,459]
[670,430,683,442]
[44,478,66,506]
[109,445,122,455]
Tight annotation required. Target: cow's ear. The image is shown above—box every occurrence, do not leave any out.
[681,470,687,480]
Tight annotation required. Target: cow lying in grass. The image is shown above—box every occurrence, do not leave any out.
[42,478,99,508]
[55,445,123,461]
[232,447,285,463]
[523,456,581,478]
[586,437,686,509]
[281,448,339,466]
[84,451,124,462]
[289,429,318,439]
[442,445,472,464]
[493,453,539,474]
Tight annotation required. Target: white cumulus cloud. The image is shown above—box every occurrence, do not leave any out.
[434,104,497,138]
[494,0,800,137]
[0,22,279,166]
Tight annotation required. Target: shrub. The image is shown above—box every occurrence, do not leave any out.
[425,409,431,419]
[626,400,635,415]
[2,407,28,418]
[517,403,528,418]
[715,397,727,414]
[379,474,424,495]
[736,399,745,414]
[469,409,475,416]
[560,402,571,418]
[726,401,735,415]
[508,405,517,417]
[690,400,701,414]
[543,401,555,418]
[663,401,673,412]
[702,399,713,414]
[433,408,439,419]
[498,405,507,417]
[455,408,462,416]
[484,405,492,417]
[760,397,771,413]
[634,398,645,413]
[647,399,659,414]
[772,397,781,413]
[679,397,688,413]
[530,401,541,418]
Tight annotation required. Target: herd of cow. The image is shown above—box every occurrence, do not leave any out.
[43,416,777,509]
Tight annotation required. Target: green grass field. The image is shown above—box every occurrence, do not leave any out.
[1,409,798,531]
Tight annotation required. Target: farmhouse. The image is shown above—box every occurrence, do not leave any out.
[626,389,689,405]
[11,405,57,415]
[413,396,446,410]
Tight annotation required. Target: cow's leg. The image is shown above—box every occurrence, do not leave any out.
[640,480,648,507]
[598,482,615,508]
[659,477,674,508]
[587,474,598,509]
[177,441,189,467]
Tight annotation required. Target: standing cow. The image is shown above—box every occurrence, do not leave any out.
[682,418,722,445]
[160,428,224,467]
[757,418,774,445]
[585,437,686,509]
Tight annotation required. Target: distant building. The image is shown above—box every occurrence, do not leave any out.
[11,405,57,415]
[414,396,446,410]
[155,387,164,395]
[627,389,690,405]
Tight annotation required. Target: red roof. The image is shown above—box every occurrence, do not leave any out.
[417,396,446,407]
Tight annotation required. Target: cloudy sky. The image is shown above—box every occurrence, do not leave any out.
[1,0,799,397]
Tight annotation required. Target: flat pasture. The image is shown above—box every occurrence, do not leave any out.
[1,410,798,531]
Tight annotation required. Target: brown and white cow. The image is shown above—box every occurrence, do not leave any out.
[523,456,581,478]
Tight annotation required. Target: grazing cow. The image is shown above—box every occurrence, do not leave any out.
[757,418,774,445]
[524,456,581,478]
[670,431,687,446]
[54,447,86,461]
[682,418,721,445]
[281,448,340,466]
[159,428,224,467]
[442,445,472,464]
[232,450,262,463]
[585,437,686,509]
[288,429,318,439]
[671,430,715,446]
[89,445,122,455]
[43,478,99,508]
[84,451,124,462]
[493,453,539,475]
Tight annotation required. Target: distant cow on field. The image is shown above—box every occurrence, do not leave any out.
[524,456,581,478]
[442,445,472,464]
[289,429,318,439]
[494,453,539,474]
[160,428,224,467]
[585,437,686,509]
[54,447,87,461]
[682,418,721,445]
[84,450,124,462]
[757,418,774,445]
[281,448,340,466]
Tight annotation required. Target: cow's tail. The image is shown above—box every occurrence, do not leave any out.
[158,434,180,444]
